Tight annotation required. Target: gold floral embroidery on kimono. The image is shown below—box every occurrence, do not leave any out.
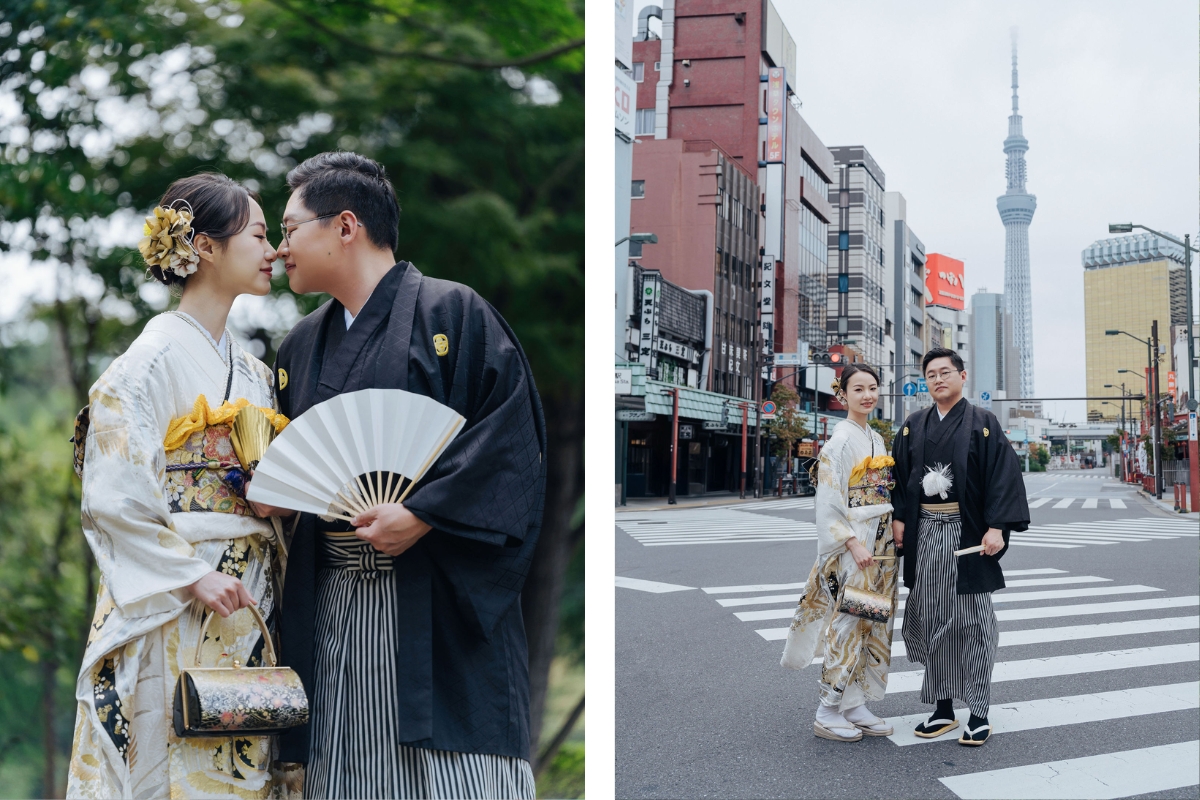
[68,313,294,800]
[781,421,899,709]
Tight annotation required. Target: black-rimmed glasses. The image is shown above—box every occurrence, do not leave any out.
[279,214,361,245]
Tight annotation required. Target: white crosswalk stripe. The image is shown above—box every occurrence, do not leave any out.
[618,510,1191,549]
[616,508,815,545]
[939,741,1200,799]
[1027,496,1133,509]
[1011,517,1199,550]
[721,497,815,511]
[695,564,1198,796]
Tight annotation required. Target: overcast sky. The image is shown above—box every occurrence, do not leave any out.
[634,0,1198,423]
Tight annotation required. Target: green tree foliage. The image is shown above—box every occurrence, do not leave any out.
[868,417,894,450]
[765,383,809,458]
[0,0,582,791]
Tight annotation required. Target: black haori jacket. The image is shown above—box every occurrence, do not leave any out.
[891,400,1030,595]
[272,262,546,763]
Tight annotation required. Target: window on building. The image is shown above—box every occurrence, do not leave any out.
[885,319,893,337]
[633,62,645,82]
[838,231,849,251]
[635,108,654,135]
[631,179,645,198]
[654,61,661,71]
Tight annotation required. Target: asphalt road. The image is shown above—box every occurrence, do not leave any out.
[615,471,1200,800]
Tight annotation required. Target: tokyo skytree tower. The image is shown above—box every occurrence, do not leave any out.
[996,34,1036,400]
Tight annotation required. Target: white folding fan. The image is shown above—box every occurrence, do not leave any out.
[246,388,466,522]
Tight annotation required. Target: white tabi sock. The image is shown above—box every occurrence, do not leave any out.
[841,704,887,729]
[815,704,859,738]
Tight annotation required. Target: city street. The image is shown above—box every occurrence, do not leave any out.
[615,472,1200,799]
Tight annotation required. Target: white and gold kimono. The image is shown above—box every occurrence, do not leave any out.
[781,420,898,710]
[67,311,295,800]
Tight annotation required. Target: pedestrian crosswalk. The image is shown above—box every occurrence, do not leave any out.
[1012,517,1199,549]
[720,497,815,511]
[701,566,1199,798]
[1027,496,1128,509]
[616,508,816,545]
[616,509,1199,549]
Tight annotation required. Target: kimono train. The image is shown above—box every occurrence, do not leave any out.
[781,420,898,710]
[67,311,292,800]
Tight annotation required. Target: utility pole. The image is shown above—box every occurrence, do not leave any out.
[740,402,748,499]
[1185,234,1196,407]
[752,255,766,499]
[668,387,679,505]
[1152,320,1163,499]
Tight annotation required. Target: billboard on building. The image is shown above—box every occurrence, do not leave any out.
[615,67,636,140]
[615,0,632,71]
[925,253,965,310]
[765,68,786,163]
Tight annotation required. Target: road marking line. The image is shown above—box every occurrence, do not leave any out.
[885,642,1199,694]
[643,536,818,546]
[1052,498,1074,509]
[886,682,1197,747]
[1082,498,1098,509]
[702,582,806,594]
[937,740,1200,799]
[990,585,1161,604]
[1002,576,1109,588]
[614,576,696,593]
[1028,497,1053,508]
[1004,568,1069,576]
[1007,541,1086,548]
[716,593,802,607]
[1109,498,1126,508]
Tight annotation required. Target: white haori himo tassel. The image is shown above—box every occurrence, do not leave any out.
[922,463,953,499]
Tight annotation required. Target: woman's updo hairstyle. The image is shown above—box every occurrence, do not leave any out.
[147,173,257,288]
[834,361,880,399]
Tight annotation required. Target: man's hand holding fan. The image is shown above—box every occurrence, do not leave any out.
[246,389,466,547]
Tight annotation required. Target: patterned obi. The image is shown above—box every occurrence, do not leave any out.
[319,531,394,576]
[164,424,252,516]
[848,464,895,509]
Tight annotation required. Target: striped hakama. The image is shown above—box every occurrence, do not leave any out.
[304,533,536,800]
[901,508,999,716]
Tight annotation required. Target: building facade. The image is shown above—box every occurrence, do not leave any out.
[924,252,971,392]
[626,138,759,396]
[1082,233,1188,423]
[882,191,927,423]
[826,146,889,370]
[997,39,1038,404]
[967,290,1022,421]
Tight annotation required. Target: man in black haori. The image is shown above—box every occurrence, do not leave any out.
[270,152,545,799]
[890,347,1029,746]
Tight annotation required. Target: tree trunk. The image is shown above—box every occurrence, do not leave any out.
[521,387,583,769]
[41,655,59,799]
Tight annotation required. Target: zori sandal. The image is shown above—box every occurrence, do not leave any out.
[813,720,863,742]
[958,723,991,746]
[847,712,893,737]
[913,717,959,739]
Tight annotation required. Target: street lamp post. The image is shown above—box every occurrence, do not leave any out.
[1109,223,1197,409]
[1107,327,1162,498]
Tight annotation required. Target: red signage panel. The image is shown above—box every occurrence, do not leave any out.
[925,253,965,310]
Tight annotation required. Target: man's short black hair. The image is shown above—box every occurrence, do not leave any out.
[922,347,965,374]
[286,151,400,253]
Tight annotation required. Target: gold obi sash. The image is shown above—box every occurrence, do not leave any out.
[163,396,289,516]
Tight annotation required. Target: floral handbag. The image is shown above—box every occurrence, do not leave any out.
[172,604,309,737]
[836,556,897,624]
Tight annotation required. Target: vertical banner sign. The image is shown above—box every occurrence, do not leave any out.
[765,68,786,163]
[639,272,662,380]
[1167,371,1176,403]
[761,256,775,378]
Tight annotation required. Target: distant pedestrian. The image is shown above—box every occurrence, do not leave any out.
[890,347,1030,746]
[782,362,899,742]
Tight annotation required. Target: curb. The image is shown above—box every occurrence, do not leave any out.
[1134,488,1200,521]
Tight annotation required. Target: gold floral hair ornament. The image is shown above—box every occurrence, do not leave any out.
[138,199,200,279]
[830,378,842,394]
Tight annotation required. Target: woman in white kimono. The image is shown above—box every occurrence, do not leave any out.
[781,363,898,742]
[67,174,297,799]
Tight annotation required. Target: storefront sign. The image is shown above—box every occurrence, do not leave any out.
[678,424,694,440]
[703,421,728,431]
[616,410,656,422]
[656,337,695,362]
[615,66,636,140]
[638,272,662,376]
[765,67,786,163]
[615,367,633,394]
